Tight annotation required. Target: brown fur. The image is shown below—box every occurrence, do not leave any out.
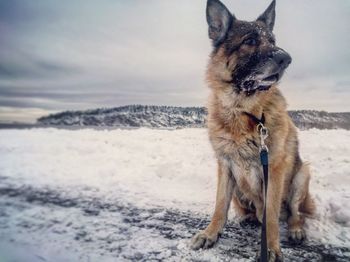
[191,2,315,258]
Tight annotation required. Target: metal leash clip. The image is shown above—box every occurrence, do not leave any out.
[257,123,269,152]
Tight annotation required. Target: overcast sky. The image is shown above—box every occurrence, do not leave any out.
[0,0,349,123]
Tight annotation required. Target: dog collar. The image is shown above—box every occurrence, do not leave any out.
[243,111,265,126]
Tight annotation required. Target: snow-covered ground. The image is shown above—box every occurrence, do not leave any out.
[0,128,349,261]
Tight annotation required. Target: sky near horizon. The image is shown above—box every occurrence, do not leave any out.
[0,0,349,123]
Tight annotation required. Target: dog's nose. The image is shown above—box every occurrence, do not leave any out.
[271,49,292,68]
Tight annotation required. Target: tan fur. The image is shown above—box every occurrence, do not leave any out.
[191,43,315,256]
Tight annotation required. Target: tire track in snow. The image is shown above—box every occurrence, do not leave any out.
[0,185,349,261]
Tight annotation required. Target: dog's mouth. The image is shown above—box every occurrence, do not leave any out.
[241,73,280,96]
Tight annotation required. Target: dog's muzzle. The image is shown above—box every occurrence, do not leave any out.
[241,49,292,96]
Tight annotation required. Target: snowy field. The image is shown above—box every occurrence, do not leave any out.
[0,128,349,261]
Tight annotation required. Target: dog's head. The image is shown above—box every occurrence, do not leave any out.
[206,0,291,97]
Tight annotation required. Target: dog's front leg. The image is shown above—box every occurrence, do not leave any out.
[191,159,234,250]
[264,162,285,261]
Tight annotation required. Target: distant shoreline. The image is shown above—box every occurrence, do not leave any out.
[0,123,39,129]
[0,123,179,131]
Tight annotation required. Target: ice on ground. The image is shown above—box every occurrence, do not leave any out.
[0,128,349,261]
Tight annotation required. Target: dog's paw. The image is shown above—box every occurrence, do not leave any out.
[268,249,284,262]
[256,249,284,262]
[288,228,306,244]
[190,230,219,250]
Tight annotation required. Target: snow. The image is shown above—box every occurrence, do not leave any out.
[0,127,349,261]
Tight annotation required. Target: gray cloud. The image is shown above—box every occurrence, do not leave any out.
[0,0,349,123]
[0,55,79,79]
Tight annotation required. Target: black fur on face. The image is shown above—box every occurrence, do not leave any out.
[206,0,292,96]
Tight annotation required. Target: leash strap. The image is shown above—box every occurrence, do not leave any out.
[260,148,269,262]
[243,111,269,261]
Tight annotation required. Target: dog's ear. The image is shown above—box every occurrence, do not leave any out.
[257,0,276,31]
[206,0,234,46]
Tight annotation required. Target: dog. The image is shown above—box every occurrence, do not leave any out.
[190,0,315,261]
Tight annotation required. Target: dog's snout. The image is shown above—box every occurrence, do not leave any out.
[267,50,274,59]
[271,50,292,68]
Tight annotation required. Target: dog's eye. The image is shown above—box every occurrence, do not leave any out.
[243,38,258,46]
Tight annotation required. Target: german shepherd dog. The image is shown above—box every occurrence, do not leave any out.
[191,0,315,260]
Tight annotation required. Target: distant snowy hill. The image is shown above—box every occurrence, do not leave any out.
[37,105,350,130]
[37,105,207,128]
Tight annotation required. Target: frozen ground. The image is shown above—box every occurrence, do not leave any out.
[0,128,349,261]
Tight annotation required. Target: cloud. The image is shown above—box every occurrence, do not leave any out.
[0,50,79,79]
[0,0,349,123]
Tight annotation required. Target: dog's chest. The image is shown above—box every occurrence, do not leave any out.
[210,128,261,164]
[230,160,263,196]
[212,131,263,196]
